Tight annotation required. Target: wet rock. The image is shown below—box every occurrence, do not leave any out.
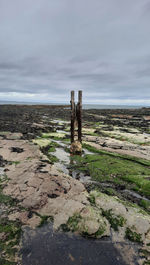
[78,206,110,237]
[90,190,150,243]
[82,220,100,235]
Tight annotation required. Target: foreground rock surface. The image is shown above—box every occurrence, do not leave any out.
[0,116,150,265]
[0,136,88,230]
[1,133,149,240]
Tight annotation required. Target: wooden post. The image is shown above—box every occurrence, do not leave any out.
[71,91,75,143]
[78,90,82,142]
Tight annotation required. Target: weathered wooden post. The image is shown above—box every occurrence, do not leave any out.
[78,90,82,143]
[70,90,82,154]
[71,91,75,143]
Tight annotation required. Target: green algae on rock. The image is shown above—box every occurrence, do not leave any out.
[61,206,110,238]
[0,175,22,264]
[42,132,66,139]
[33,138,52,147]
[89,191,150,244]
[71,146,150,198]
[125,227,143,243]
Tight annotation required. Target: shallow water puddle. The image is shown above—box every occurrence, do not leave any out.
[51,141,94,184]
[53,147,70,164]
[0,167,5,176]
[21,224,127,265]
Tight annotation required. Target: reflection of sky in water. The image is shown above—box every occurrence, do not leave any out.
[51,136,94,183]
[53,148,70,164]
[0,167,5,176]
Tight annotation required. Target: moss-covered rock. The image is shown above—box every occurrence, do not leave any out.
[89,190,150,243]
[72,145,150,197]
[33,138,51,147]
[42,132,66,139]
[61,206,110,238]
[125,227,143,243]
[79,206,110,237]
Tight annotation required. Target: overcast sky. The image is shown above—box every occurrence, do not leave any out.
[0,0,150,105]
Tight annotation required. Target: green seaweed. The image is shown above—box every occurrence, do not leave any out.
[88,193,96,205]
[0,218,22,264]
[71,147,150,197]
[0,259,16,265]
[47,154,59,164]
[102,209,126,231]
[125,227,143,243]
[83,143,150,166]
[94,226,106,237]
[139,248,150,258]
[61,213,82,232]
[139,200,150,211]
[38,215,53,227]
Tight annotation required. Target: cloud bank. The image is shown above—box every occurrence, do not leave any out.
[0,0,150,104]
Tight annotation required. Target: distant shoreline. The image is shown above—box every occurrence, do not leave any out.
[0,101,148,109]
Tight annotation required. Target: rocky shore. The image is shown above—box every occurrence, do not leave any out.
[0,105,150,265]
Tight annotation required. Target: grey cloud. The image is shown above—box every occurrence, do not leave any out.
[0,62,20,70]
[68,73,123,83]
[0,0,150,104]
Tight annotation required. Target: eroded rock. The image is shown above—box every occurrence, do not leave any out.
[90,190,150,243]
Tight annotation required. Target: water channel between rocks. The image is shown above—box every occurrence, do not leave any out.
[52,139,93,182]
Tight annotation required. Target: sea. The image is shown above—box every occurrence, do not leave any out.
[0,100,147,109]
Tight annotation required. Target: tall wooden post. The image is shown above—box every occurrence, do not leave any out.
[78,90,82,142]
[70,90,82,145]
[71,91,75,143]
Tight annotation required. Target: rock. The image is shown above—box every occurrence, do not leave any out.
[33,138,52,147]
[8,211,41,229]
[8,211,29,224]
[0,232,7,241]
[26,215,41,229]
[78,206,110,237]
[91,190,150,243]
[82,220,100,235]
[70,141,82,154]
[39,197,85,230]
[22,191,48,209]
[83,136,150,160]
[145,230,150,245]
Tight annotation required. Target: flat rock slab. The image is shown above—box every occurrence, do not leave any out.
[0,139,41,162]
[0,135,88,229]
[84,136,150,160]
